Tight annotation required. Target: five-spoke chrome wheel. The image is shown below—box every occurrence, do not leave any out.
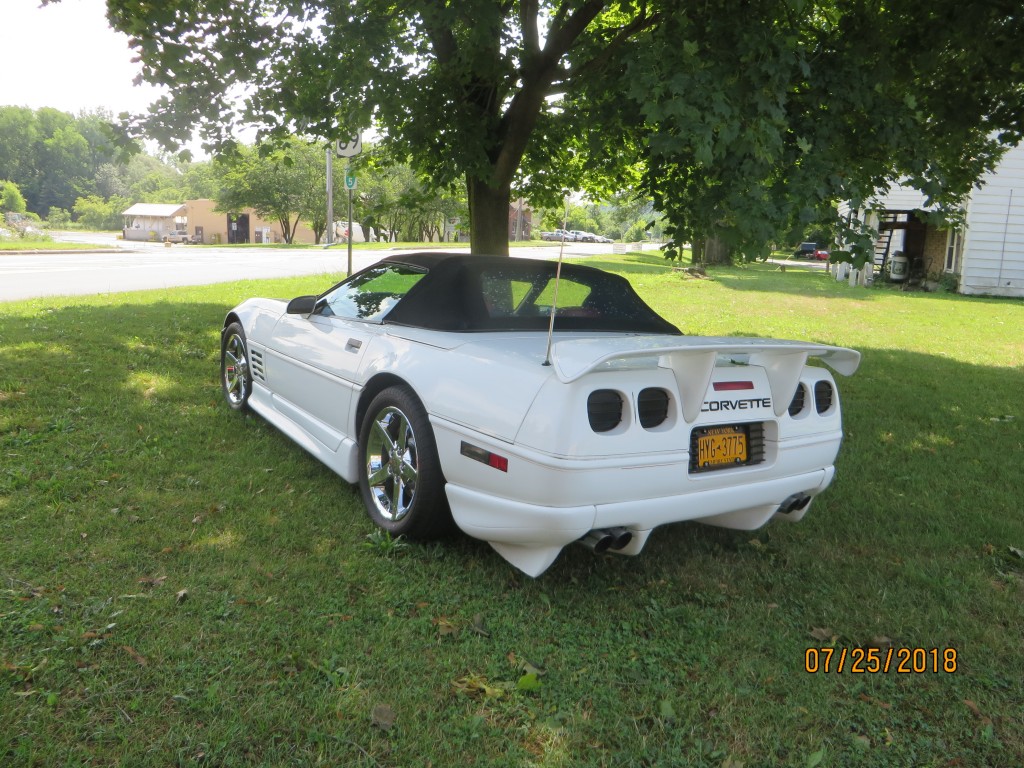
[365,405,420,522]
[358,386,452,537]
[220,322,252,411]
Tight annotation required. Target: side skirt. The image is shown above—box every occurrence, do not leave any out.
[249,383,359,484]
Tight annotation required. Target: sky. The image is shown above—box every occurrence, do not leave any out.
[0,0,164,116]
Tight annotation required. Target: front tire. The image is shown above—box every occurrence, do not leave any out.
[358,386,452,538]
[220,322,252,411]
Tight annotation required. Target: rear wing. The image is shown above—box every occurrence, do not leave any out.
[550,336,861,422]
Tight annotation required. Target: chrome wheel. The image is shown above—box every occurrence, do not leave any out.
[357,386,452,538]
[365,405,419,522]
[221,324,251,410]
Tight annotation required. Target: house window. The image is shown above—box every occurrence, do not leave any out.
[944,230,962,273]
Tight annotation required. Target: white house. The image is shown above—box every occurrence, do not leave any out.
[122,203,187,242]
[848,142,1024,298]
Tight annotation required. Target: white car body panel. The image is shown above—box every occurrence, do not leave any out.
[224,256,860,576]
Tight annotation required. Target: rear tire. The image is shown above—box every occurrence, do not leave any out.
[358,386,452,538]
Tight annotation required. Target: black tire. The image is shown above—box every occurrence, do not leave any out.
[220,322,252,412]
[358,385,452,538]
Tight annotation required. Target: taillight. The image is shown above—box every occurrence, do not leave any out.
[637,388,670,428]
[587,390,623,432]
[788,384,807,416]
[814,381,834,413]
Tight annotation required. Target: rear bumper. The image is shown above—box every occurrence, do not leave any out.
[446,465,834,549]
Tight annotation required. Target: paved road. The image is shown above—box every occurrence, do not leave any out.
[0,232,624,302]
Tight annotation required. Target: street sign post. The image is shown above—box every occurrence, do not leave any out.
[331,134,362,274]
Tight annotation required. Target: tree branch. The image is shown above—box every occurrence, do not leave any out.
[563,11,662,88]
[521,0,540,56]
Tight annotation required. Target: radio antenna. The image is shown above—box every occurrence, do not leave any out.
[542,202,569,367]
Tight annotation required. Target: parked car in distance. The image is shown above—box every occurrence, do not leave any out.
[793,242,817,258]
[164,230,191,243]
[569,230,597,242]
[792,242,829,260]
[221,252,860,577]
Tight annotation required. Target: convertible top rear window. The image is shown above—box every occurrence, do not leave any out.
[376,254,680,334]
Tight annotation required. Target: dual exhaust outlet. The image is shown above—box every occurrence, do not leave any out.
[579,527,633,554]
[581,495,810,555]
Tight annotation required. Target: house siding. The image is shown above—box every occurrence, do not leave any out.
[960,143,1024,297]
[870,186,931,212]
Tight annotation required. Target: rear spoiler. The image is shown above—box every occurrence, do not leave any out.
[550,336,861,421]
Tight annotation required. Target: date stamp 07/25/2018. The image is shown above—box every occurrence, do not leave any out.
[804,647,958,675]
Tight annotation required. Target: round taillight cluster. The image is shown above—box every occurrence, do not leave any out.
[587,389,623,432]
[588,388,672,432]
[637,388,670,428]
[814,381,834,413]
[788,383,807,416]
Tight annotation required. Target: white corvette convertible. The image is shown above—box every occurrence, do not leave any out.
[221,253,860,576]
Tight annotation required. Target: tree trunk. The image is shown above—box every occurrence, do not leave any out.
[467,176,510,256]
[693,234,732,266]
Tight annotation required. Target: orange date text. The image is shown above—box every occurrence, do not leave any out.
[804,647,958,674]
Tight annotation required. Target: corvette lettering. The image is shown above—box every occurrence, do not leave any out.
[701,398,772,413]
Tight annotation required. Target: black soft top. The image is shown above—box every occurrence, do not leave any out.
[374,253,681,334]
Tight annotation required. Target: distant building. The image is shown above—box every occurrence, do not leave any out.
[509,200,534,240]
[845,143,1024,297]
[183,199,319,245]
[121,203,187,241]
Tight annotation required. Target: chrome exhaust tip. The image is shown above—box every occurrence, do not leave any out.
[778,493,811,514]
[606,527,633,551]
[580,530,615,553]
[579,528,633,554]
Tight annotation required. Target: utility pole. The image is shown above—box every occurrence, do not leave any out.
[326,147,334,246]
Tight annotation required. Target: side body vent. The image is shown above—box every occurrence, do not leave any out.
[637,388,670,429]
[587,390,623,432]
[814,381,834,413]
[249,349,266,382]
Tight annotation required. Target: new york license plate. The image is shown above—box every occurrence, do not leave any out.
[695,425,748,470]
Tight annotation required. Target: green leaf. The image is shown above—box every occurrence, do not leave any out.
[516,673,542,692]
[806,750,825,768]
[658,699,676,720]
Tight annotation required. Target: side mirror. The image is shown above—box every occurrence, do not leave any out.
[286,295,318,315]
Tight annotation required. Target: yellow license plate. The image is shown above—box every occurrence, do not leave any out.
[697,425,748,469]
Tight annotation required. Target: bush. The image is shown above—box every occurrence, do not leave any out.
[47,207,73,229]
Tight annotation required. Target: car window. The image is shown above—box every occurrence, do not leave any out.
[480,270,596,319]
[316,265,427,321]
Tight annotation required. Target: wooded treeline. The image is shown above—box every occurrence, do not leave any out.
[0,105,652,242]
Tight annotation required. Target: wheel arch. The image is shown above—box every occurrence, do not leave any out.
[356,372,419,433]
[222,312,243,335]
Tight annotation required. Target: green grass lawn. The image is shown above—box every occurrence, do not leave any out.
[2,257,1022,767]
[0,239,107,252]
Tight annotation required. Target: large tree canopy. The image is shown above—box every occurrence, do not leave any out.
[95,0,1024,258]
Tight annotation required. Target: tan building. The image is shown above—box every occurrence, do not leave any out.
[183,199,319,244]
